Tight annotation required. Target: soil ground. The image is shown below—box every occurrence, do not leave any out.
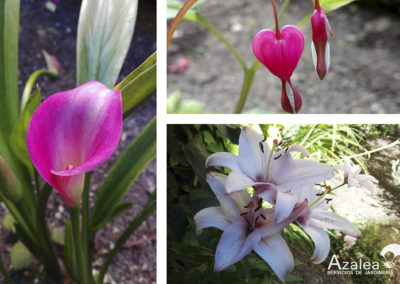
[167,0,400,114]
[0,0,156,283]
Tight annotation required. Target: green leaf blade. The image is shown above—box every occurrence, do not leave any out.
[76,0,138,88]
[90,117,156,230]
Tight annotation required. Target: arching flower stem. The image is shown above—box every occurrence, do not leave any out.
[270,0,281,39]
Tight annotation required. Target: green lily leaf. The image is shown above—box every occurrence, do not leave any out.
[10,242,34,270]
[76,0,138,88]
[90,117,156,230]
[114,52,156,118]
[9,87,41,174]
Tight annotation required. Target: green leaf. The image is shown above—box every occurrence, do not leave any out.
[51,227,64,246]
[2,212,15,233]
[10,242,33,270]
[76,0,138,88]
[108,202,134,222]
[90,117,156,230]
[9,87,41,173]
[0,0,20,137]
[64,220,79,282]
[285,274,303,282]
[114,52,156,118]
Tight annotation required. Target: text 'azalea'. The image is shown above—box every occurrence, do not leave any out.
[252,0,304,113]
[27,81,122,206]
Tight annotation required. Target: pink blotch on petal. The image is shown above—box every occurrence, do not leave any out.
[27,81,122,206]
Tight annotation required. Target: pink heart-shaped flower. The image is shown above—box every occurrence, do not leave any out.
[252,25,304,81]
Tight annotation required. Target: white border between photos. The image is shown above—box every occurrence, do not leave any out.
[157,3,400,283]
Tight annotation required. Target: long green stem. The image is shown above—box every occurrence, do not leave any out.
[21,69,57,111]
[96,190,156,284]
[36,184,61,277]
[81,173,93,283]
[234,60,261,113]
[0,252,14,284]
[348,140,400,158]
[193,12,247,72]
[70,204,92,284]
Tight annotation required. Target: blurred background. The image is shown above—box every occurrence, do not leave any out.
[167,0,400,114]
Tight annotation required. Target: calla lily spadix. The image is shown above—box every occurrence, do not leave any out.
[206,126,334,223]
[194,172,308,281]
[252,0,304,113]
[311,0,333,80]
[27,81,122,206]
[296,185,361,263]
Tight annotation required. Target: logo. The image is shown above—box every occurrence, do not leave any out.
[326,243,400,276]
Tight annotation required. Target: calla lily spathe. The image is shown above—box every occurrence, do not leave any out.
[335,156,378,193]
[27,81,122,206]
[194,172,308,281]
[296,185,361,263]
[206,126,334,223]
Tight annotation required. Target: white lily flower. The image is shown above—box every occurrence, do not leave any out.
[335,156,378,193]
[206,126,334,223]
[295,185,361,264]
[194,172,308,281]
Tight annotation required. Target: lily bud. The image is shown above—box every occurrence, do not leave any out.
[42,50,62,76]
[311,1,333,80]
[0,156,23,203]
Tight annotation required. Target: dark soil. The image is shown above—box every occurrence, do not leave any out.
[167,0,400,114]
[0,0,156,283]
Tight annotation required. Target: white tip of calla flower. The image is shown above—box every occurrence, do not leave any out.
[253,234,294,281]
[285,81,296,114]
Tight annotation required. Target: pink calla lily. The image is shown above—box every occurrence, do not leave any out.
[27,81,122,206]
[194,172,308,281]
[206,126,334,223]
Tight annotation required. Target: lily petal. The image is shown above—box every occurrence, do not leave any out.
[238,126,266,182]
[253,234,294,281]
[214,221,255,272]
[274,190,297,223]
[205,152,244,174]
[194,207,231,234]
[311,209,361,238]
[27,81,122,206]
[301,225,330,264]
[225,171,257,194]
[254,183,277,205]
[207,172,242,222]
[269,154,334,191]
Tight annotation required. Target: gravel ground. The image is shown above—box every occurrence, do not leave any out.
[0,0,156,283]
[167,0,400,113]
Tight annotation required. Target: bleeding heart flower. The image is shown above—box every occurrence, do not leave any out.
[252,0,304,113]
[311,0,333,80]
[27,81,122,206]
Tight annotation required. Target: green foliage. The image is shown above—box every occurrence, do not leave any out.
[330,222,400,284]
[76,0,138,88]
[10,242,34,270]
[9,87,41,174]
[90,117,156,230]
[167,91,207,114]
[3,212,15,233]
